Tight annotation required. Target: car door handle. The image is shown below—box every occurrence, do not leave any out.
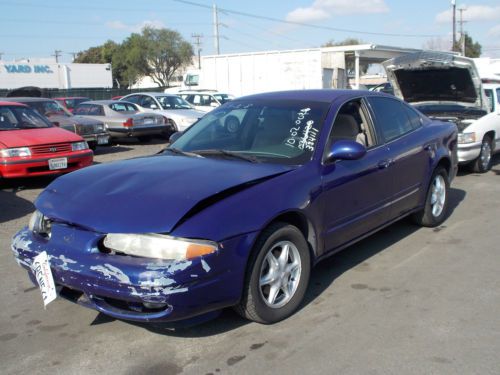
[378,159,393,169]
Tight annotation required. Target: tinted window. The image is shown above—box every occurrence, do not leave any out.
[88,105,104,116]
[74,104,90,115]
[402,104,423,130]
[123,95,141,104]
[368,97,413,142]
[140,96,157,109]
[156,95,192,110]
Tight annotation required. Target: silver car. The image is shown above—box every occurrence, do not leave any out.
[120,92,204,131]
[74,100,172,141]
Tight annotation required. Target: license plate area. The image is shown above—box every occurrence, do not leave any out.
[97,135,109,145]
[48,157,68,170]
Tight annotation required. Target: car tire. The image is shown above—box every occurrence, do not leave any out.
[235,222,311,324]
[412,166,450,227]
[137,136,152,142]
[471,135,493,173]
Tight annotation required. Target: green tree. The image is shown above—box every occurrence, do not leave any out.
[137,26,194,87]
[322,38,364,47]
[453,33,482,58]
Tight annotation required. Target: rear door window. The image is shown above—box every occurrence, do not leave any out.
[367,97,414,142]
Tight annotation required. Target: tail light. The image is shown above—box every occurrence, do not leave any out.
[123,118,133,128]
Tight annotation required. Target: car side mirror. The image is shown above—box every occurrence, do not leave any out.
[210,102,218,108]
[169,131,183,143]
[150,104,158,110]
[325,140,366,163]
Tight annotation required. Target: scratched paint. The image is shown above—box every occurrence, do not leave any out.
[90,264,131,284]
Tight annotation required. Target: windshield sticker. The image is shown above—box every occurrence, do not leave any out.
[285,108,318,152]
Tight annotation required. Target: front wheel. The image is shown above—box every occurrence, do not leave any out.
[412,166,450,227]
[472,135,493,173]
[235,222,311,324]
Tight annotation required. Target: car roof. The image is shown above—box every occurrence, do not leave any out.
[81,100,135,105]
[237,89,386,103]
[125,92,177,97]
[0,97,56,103]
[0,101,27,107]
[54,96,90,100]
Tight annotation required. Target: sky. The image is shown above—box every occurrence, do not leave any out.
[1,0,499,62]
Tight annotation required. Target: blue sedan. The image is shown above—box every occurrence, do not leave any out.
[12,90,458,324]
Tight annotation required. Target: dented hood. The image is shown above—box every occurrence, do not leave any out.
[36,154,293,234]
[383,51,487,109]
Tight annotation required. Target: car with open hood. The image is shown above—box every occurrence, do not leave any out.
[74,100,173,142]
[12,90,457,324]
[383,51,500,173]
[0,102,93,179]
[119,92,204,132]
[1,97,109,150]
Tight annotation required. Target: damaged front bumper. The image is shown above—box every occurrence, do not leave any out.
[12,224,255,322]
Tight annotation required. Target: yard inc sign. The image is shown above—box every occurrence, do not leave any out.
[4,64,53,74]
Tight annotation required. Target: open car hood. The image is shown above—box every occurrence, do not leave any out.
[35,154,293,234]
[383,51,487,110]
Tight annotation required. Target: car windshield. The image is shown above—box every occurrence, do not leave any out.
[156,96,193,110]
[0,106,53,130]
[170,99,330,165]
[214,94,232,104]
[29,100,72,118]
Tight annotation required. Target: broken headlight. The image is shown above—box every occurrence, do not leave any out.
[28,210,52,238]
[103,233,217,260]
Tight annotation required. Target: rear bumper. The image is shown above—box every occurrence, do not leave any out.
[81,132,110,145]
[108,125,168,138]
[12,226,254,323]
[0,151,93,178]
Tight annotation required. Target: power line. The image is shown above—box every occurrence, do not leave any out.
[173,0,442,38]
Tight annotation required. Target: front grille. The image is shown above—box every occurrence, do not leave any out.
[31,143,72,155]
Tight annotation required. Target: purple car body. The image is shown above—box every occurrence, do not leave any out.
[12,90,458,324]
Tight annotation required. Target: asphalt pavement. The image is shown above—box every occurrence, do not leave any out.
[1,140,499,375]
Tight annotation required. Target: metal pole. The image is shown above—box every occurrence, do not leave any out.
[451,0,456,50]
[213,4,220,55]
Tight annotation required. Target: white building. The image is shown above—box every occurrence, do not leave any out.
[0,59,113,90]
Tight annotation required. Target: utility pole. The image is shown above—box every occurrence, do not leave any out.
[192,33,203,69]
[213,4,220,55]
[52,49,62,63]
[458,7,467,56]
[451,0,456,50]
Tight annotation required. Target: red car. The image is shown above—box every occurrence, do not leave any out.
[54,97,91,114]
[0,102,93,179]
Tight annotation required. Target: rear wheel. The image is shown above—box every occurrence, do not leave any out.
[412,166,449,227]
[235,222,311,324]
[472,135,493,173]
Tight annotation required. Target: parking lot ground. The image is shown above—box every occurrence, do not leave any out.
[1,143,499,375]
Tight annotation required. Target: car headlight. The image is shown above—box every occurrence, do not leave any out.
[96,124,105,132]
[103,233,217,260]
[458,132,476,144]
[71,141,88,151]
[0,147,31,158]
[28,210,52,238]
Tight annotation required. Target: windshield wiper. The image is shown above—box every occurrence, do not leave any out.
[164,147,202,158]
[196,149,259,163]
